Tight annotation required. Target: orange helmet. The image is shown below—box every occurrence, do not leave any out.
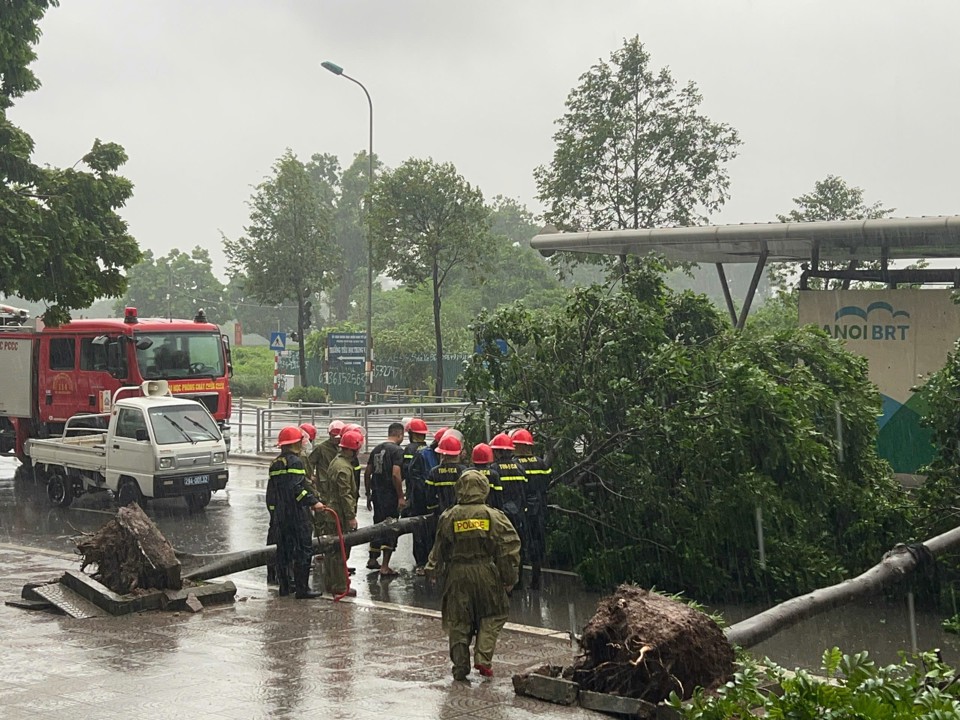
[490,433,515,451]
[471,443,493,465]
[299,423,317,441]
[436,434,463,456]
[328,420,345,437]
[338,430,364,451]
[277,426,303,447]
[511,428,534,446]
[407,417,428,434]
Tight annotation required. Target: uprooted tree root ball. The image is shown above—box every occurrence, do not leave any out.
[572,584,734,702]
[76,503,181,594]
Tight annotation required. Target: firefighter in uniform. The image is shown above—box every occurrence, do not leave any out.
[401,418,429,504]
[511,429,552,589]
[309,420,344,536]
[425,469,520,681]
[489,432,528,586]
[425,434,466,516]
[469,443,502,510]
[407,427,447,574]
[319,429,361,597]
[364,422,407,575]
[268,426,325,599]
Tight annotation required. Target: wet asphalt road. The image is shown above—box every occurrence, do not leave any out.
[3,454,960,671]
[0,455,603,636]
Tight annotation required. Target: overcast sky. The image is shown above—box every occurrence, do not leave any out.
[10,0,960,279]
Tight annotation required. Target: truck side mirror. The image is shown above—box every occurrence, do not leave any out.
[107,338,129,380]
[221,333,233,378]
[135,429,149,442]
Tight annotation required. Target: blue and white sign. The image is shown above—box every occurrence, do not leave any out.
[269,332,287,351]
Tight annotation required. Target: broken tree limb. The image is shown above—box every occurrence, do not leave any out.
[725,524,960,649]
[182,514,430,582]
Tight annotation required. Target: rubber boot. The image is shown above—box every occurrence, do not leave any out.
[530,563,542,590]
[294,564,322,599]
[277,565,292,597]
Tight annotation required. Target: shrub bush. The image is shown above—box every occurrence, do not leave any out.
[285,386,328,404]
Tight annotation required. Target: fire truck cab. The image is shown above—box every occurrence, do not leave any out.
[0,306,233,460]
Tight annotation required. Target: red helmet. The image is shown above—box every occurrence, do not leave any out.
[511,428,534,446]
[436,434,463,456]
[407,417,428,434]
[471,443,493,465]
[490,433,515,451]
[343,423,364,438]
[328,420,345,437]
[299,423,317,441]
[338,430,363,451]
[433,427,449,444]
[277,426,303,447]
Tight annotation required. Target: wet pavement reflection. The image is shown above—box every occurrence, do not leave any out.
[2,454,960,675]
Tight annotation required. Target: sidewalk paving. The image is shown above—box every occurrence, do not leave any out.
[0,543,598,720]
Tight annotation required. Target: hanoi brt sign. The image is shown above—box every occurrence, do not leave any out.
[823,301,911,341]
[799,289,960,476]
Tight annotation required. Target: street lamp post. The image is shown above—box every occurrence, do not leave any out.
[321,60,375,404]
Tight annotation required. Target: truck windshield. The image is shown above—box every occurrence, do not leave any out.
[149,405,221,445]
[135,332,224,379]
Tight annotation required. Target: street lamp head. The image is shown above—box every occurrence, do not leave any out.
[321,60,344,76]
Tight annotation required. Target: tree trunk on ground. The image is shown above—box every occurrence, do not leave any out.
[76,503,181,594]
[725,525,960,649]
[181,514,430,582]
[432,259,444,399]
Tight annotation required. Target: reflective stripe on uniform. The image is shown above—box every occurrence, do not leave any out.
[270,467,306,476]
[296,489,308,501]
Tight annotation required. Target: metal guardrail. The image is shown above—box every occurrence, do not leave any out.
[229,399,485,455]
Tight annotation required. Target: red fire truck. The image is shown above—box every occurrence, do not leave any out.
[0,305,232,460]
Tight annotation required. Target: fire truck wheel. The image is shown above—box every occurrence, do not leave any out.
[116,479,144,507]
[185,490,211,512]
[46,473,73,507]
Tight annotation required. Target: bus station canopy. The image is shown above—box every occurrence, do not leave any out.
[529,215,960,265]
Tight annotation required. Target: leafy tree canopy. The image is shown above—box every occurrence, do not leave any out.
[535,36,740,274]
[770,175,893,292]
[369,158,489,396]
[0,0,140,325]
[224,149,339,387]
[464,260,906,601]
[114,247,227,322]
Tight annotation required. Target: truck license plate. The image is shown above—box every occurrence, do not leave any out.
[184,474,209,486]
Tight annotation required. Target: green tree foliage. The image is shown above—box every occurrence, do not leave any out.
[114,247,227,322]
[535,36,740,273]
[224,150,339,388]
[770,175,893,291]
[222,275,298,340]
[464,261,906,601]
[683,649,960,719]
[369,158,489,397]
[329,151,380,323]
[0,0,140,325]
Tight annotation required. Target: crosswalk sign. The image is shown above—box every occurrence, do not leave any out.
[270,332,286,351]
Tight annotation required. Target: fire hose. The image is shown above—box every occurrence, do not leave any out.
[319,506,352,602]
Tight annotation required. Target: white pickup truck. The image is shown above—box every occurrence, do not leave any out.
[27,381,229,511]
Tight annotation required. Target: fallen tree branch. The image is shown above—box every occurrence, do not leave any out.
[725,525,960,649]
[182,514,430,582]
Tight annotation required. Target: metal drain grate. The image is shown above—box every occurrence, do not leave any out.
[31,583,109,619]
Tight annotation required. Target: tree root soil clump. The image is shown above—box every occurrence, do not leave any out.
[572,584,734,703]
[76,503,181,594]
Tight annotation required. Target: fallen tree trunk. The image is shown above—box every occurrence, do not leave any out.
[182,514,430,581]
[76,503,181,594]
[726,525,960,649]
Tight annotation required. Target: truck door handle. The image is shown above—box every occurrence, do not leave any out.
[45,390,53,405]
[89,395,96,406]
[113,444,120,450]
